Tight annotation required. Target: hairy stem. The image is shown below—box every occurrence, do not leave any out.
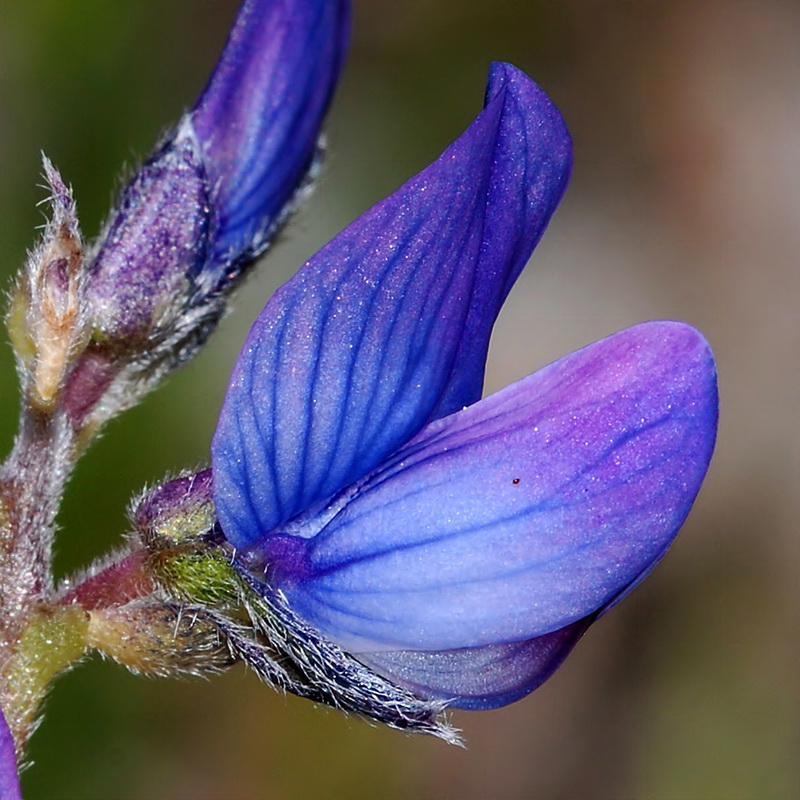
[0,410,74,647]
[0,407,82,753]
[0,605,88,758]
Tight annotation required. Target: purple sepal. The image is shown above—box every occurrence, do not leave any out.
[88,134,211,342]
[243,322,717,656]
[0,708,21,800]
[212,63,572,548]
[191,0,351,282]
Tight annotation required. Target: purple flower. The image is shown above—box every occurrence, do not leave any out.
[86,0,349,354]
[0,708,20,800]
[211,63,718,711]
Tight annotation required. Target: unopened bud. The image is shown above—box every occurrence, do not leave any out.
[58,0,349,439]
[134,470,240,609]
[8,157,87,409]
[86,127,213,356]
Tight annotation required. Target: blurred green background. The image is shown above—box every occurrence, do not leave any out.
[1,1,798,798]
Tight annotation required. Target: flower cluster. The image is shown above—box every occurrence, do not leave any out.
[0,0,718,788]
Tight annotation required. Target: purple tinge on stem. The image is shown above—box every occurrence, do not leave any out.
[0,708,21,800]
[87,0,349,344]
[212,62,572,546]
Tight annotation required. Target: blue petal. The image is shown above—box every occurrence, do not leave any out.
[212,63,571,548]
[191,0,350,282]
[249,322,717,651]
[358,618,591,710]
[0,707,20,800]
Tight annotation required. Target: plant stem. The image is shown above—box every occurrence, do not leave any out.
[0,604,88,758]
[0,407,83,756]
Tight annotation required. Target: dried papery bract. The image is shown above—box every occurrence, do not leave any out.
[8,158,87,412]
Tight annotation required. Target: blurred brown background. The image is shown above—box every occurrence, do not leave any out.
[1,1,798,798]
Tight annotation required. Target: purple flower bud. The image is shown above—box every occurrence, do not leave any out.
[191,0,351,273]
[211,62,719,716]
[88,133,211,347]
[86,0,349,358]
[0,707,21,800]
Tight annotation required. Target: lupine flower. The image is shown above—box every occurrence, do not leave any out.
[210,61,718,716]
[0,708,21,800]
[59,0,350,433]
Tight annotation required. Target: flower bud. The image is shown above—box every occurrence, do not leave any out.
[8,158,87,409]
[86,129,211,353]
[134,470,240,609]
[68,0,350,435]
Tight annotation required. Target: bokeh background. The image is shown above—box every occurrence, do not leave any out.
[1,1,798,797]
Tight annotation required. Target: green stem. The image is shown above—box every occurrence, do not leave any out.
[0,604,88,758]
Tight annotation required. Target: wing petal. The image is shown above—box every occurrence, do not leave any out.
[256,322,718,651]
